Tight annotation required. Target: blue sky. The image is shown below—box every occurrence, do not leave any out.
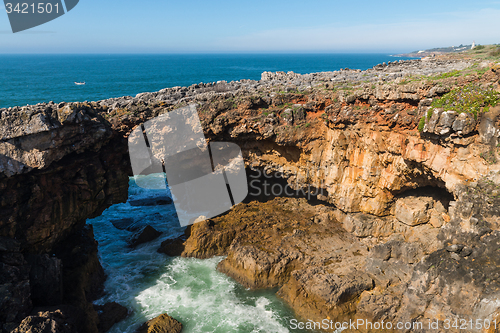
[1,0,500,53]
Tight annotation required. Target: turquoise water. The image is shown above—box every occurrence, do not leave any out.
[0,54,415,108]
[88,176,315,333]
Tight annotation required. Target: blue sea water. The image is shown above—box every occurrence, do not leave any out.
[89,176,317,333]
[0,53,415,108]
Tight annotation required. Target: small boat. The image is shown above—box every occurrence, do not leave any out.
[74,82,86,85]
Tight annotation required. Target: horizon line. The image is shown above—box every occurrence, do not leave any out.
[0,51,419,56]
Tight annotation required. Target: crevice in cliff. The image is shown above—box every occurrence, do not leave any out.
[243,166,331,206]
[393,185,454,210]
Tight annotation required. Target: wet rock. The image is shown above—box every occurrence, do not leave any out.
[110,218,138,232]
[157,235,186,256]
[94,302,128,333]
[136,313,182,333]
[127,225,162,248]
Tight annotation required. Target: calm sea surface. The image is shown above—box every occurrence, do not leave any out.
[0,54,415,108]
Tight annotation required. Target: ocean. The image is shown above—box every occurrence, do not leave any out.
[89,176,313,333]
[0,53,416,108]
[2,54,415,332]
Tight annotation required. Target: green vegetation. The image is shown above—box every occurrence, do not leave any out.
[430,83,500,119]
[417,116,426,132]
[466,44,500,60]
[430,70,462,80]
[489,47,500,57]
[426,108,433,119]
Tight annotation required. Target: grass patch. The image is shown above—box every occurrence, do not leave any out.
[430,83,500,119]
[431,70,462,80]
[418,116,426,132]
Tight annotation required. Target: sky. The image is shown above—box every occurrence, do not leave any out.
[1,0,500,53]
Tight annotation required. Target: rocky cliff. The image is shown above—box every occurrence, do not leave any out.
[0,104,130,332]
[173,60,500,332]
[2,57,500,332]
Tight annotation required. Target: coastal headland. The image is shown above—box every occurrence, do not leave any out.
[1,49,500,332]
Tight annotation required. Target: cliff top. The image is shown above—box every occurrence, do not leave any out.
[1,50,499,178]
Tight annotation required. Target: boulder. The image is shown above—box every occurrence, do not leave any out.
[128,226,162,248]
[136,313,182,333]
[12,306,82,333]
[394,196,433,226]
[435,111,457,135]
[111,218,140,232]
[94,302,128,333]
[157,236,185,257]
[452,112,476,134]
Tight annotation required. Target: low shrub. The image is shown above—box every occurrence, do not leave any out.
[430,83,500,119]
